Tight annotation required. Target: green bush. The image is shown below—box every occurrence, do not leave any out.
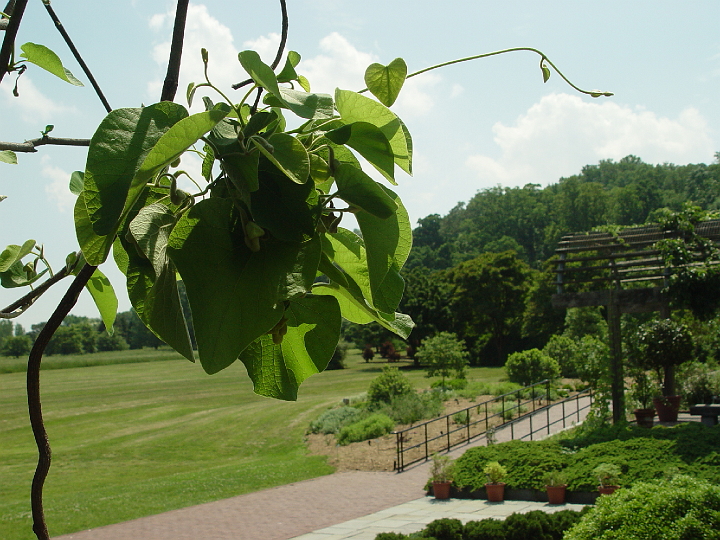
[308,406,362,435]
[505,349,560,387]
[422,518,464,540]
[375,533,408,540]
[463,519,506,540]
[376,391,442,425]
[542,334,579,378]
[367,366,415,405]
[431,378,468,391]
[565,476,720,540]
[337,413,395,445]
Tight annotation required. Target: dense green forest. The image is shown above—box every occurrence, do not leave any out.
[346,153,720,367]
[6,154,720,372]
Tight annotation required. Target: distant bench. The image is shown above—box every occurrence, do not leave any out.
[689,404,720,427]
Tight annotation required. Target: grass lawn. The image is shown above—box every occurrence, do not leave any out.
[0,348,505,539]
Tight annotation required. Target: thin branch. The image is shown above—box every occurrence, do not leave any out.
[160,0,189,102]
[1,265,73,319]
[41,2,111,113]
[0,0,27,85]
[0,136,90,152]
[27,263,96,540]
[232,0,288,90]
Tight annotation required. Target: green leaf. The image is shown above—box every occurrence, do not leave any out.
[239,295,341,400]
[309,154,331,185]
[313,282,414,339]
[251,132,310,184]
[541,64,551,83]
[0,240,35,272]
[280,236,322,300]
[326,122,395,184]
[112,195,194,362]
[364,58,407,107]
[277,88,334,120]
[334,163,398,218]
[78,103,189,264]
[250,159,320,242]
[69,171,84,195]
[243,111,277,138]
[355,185,412,312]
[335,89,412,177]
[84,267,118,334]
[19,43,83,86]
[238,50,281,98]
[201,144,215,181]
[0,261,47,288]
[276,51,301,83]
[167,198,302,374]
[0,150,17,164]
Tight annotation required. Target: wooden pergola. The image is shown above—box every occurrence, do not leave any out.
[550,220,720,422]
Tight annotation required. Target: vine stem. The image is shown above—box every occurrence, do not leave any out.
[41,2,111,113]
[160,0,189,102]
[0,0,27,85]
[361,47,613,98]
[27,263,96,540]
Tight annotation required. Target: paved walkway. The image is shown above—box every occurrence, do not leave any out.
[53,397,592,540]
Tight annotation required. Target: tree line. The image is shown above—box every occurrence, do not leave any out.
[345,153,720,366]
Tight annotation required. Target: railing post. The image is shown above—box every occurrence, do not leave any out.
[562,400,567,429]
[485,402,489,432]
[425,423,429,461]
[396,431,403,472]
[466,409,470,443]
[546,399,551,436]
[446,416,451,451]
[529,413,533,440]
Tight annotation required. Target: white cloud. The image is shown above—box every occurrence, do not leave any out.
[148,3,239,107]
[0,76,75,123]
[300,32,376,94]
[42,156,75,212]
[465,93,716,188]
[243,33,282,64]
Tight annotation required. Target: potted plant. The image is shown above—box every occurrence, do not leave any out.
[429,453,454,500]
[543,470,567,505]
[483,461,507,502]
[594,463,621,496]
[637,319,694,422]
[629,371,657,428]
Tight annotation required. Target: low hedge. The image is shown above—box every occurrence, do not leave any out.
[453,423,720,492]
[374,509,589,540]
[565,476,720,540]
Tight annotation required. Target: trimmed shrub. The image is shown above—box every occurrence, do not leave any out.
[337,413,395,445]
[375,534,408,540]
[308,406,362,435]
[367,366,415,405]
[463,519,506,540]
[505,349,560,387]
[565,476,720,540]
[422,518,464,540]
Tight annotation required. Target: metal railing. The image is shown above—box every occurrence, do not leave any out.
[393,381,593,471]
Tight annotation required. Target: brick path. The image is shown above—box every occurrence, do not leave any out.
[53,397,592,540]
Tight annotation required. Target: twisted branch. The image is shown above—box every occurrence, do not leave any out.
[160,0,189,102]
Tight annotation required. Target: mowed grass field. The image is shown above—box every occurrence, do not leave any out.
[0,348,505,539]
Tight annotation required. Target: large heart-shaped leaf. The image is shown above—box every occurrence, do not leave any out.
[326,122,395,184]
[239,295,341,400]
[335,89,412,176]
[334,163,398,218]
[167,198,302,374]
[364,58,407,107]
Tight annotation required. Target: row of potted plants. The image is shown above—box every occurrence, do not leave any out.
[429,453,621,503]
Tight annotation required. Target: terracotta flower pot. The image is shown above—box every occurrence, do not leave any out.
[485,482,505,502]
[634,408,656,428]
[598,485,619,496]
[432,481,451,500]
[545,484,566,504]
[654,396,682,422]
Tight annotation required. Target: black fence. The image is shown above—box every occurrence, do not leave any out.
[393,381,593,472]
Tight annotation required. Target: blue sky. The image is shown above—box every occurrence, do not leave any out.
[2,0,719,327]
